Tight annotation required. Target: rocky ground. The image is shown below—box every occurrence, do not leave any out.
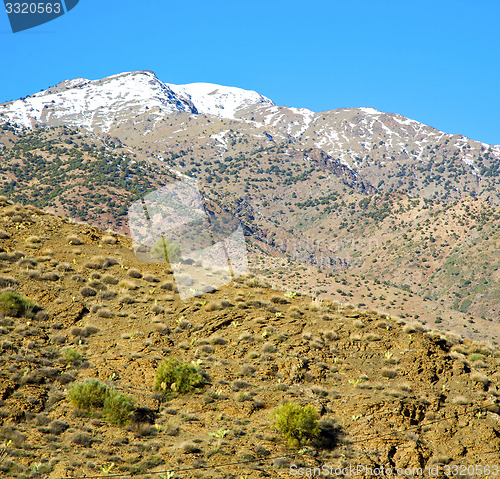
[0,199,499,478]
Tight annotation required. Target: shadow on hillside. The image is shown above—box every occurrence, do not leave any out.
[316,419,344,450]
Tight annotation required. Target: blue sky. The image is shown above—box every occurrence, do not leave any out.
[1,0,499,144]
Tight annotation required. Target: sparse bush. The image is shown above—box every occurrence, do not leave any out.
[101,235,117,245]
[102,274,118,285]
[17,257,37,269]
[232,379,250,390]
[119,280,138,291]
[97,308,113,318]
[271,402,320,447]
[119,295,135,304]
[48,420,69,435]
[103,390,135,426]
[80,286,97,297]
[88,280,106,290]
[271,296,289,304]
[311,386,328,397]
[164,422,180,436]
[152,304,164,314]
[35,310,49,321]
[26,235,41,244]
[242,365,256,376]
[41,272,59,281]
[61,348,83,365]
[262,342,277,353]
[200,344,214,354]
[71,326,83,336]
[381,368,397,378]
[67,235,82,245]
[154,322,169,333]
[180,441,201,454]
[51,334,66,345]
[324,330,338,341]
[160,281,175,291]
[27,270,41,279]
[128,268,142,279]
[239,332,254,342]
[153,358,205,395]
[205,302,219,311]
[86,256,118,269]
[178,319,192,330]
[0,291,36,317]
[68,379,109,410]
[56,262,73,272]
[403,322,426,334]
[83,325,99,336]
[69,432,92,446]
[98,290,117,300]
[143,274,159,283]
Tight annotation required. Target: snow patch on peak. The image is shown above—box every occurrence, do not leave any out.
[0,70,195,131]
[358,107,383,115]
[168,82,275,119]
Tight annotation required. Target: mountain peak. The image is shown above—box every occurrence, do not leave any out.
[0,71,277,130]
[167,81,275,119]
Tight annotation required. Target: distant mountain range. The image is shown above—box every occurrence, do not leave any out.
[0,70,498,330]
[1,70,499,204]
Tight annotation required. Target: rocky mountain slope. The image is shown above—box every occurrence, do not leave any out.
[0,71,498,334]
[0,123,498,330]
[1,70,499,204]
[0,200,499,478]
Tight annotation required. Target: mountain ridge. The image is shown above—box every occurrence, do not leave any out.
[1,70,499,207]
[0,71,498,327]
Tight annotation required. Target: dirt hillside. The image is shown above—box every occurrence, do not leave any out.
[0,199,499,478]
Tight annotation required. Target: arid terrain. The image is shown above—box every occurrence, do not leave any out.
[0,122,498,332]
[0,199,499,478]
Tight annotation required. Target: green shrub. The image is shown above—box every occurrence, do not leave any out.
[271,402,320,447]
[153,358,205,395]
[68,379,135,426]
[151,238,181,263]
[468,353,484,361]
[61,348,83,365]
[0,291,36,317]
[67,379,109,410]
[103,390,135,426]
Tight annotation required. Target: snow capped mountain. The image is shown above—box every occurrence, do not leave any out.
[167,82,274,119]
[0,71,196,131]
[0,71,275,131]
[0,69,499,197]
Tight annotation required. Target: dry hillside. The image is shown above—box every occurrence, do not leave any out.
[0,199,499,478]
